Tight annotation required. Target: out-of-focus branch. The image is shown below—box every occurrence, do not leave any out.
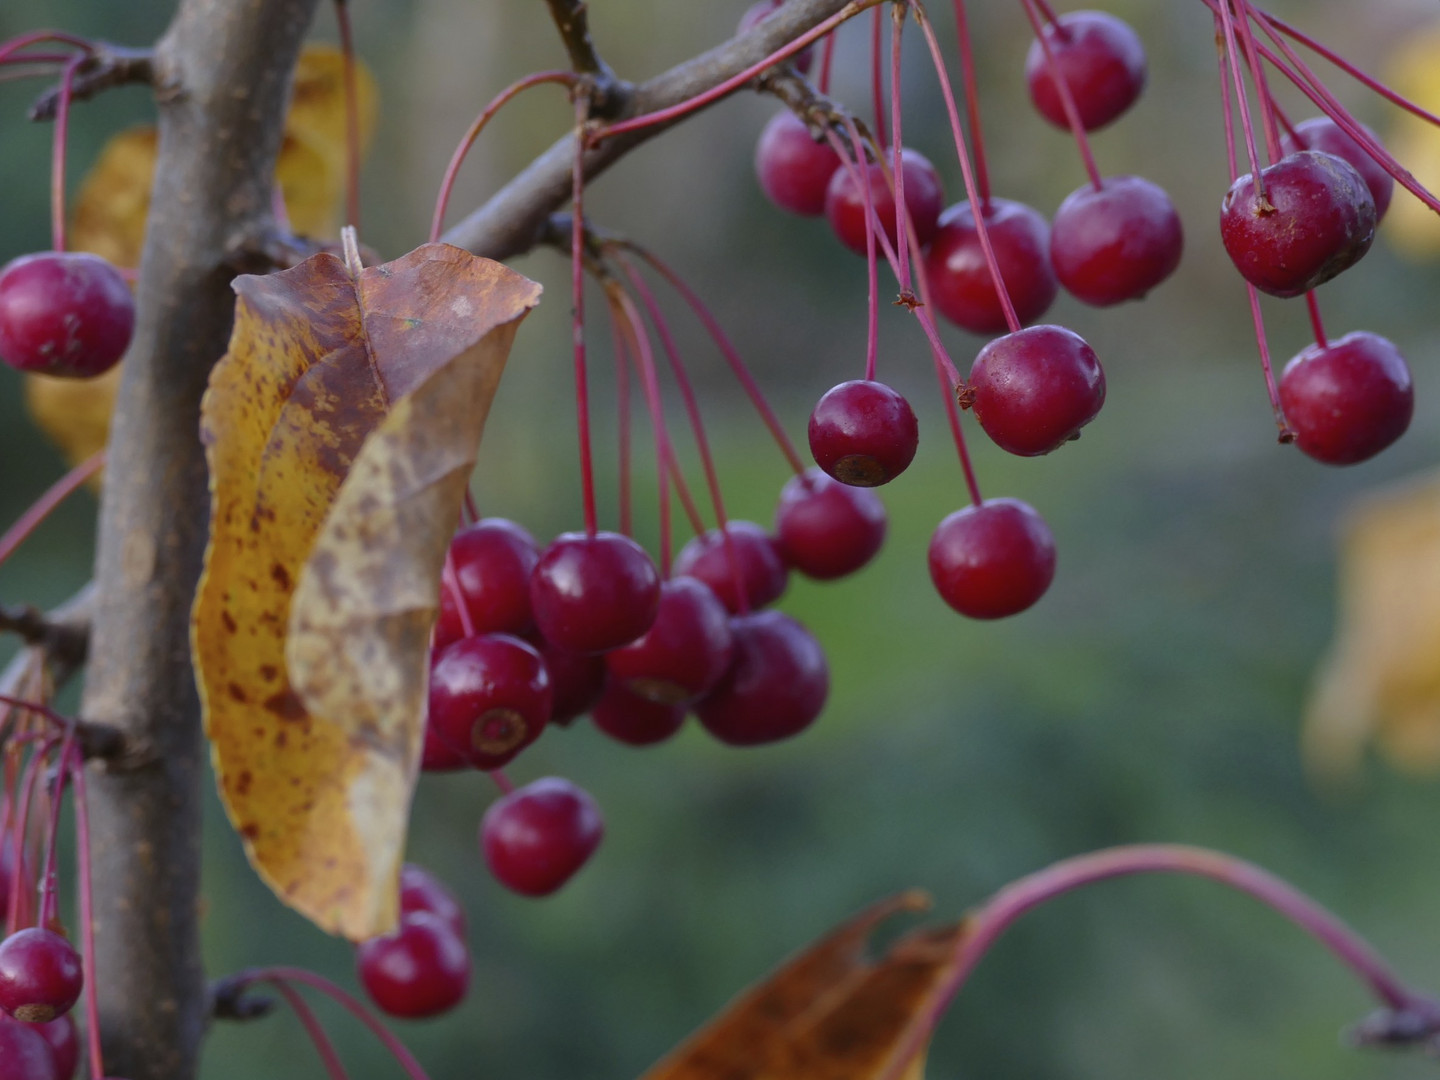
[29,43,159,121]
[541,0,625,115]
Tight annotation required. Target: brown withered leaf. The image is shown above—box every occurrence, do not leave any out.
[193,244,541,938]
[1303,472,1440,780]
[640,892,969,1080]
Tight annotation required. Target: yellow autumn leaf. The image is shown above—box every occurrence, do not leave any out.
[1380,25,1440,261]
[639,892,966,1080]
[1303,472,1440,779]
[193,243,541,938]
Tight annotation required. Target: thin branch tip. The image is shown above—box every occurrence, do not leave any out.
[29,44,156,121]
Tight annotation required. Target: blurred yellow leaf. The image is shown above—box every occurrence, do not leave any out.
[1303,473,1440,779]
[639,892,966,1080]
[193,244,540,938]
[1381,26,1440,261]
[24,364,121,476]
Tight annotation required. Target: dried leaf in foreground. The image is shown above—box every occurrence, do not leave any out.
[193,243,541,939]
[640,892,967,1080]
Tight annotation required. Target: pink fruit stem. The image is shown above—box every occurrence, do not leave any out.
[950,0,991,211]
[618,261,747,605]
[913,2,1021,333]
[915,306,984,506]
[1028,0,1067,37]
[571,95,600,537]
[1245,282,1288,433]
[596,0,883,142]
[819,31,837,95]
[857,122,883,383]
[889,3,913,295]
[5,740,51,935]
[67,751,105,1080]
[49,55,80,252]
[1214,0,1270,202]
[1016,0,1102,192]
[1305,290,1328,349]
[237,967,432,1080]
[626,249,806,475]
[0,450,105,571]
[463,490,479,524]
[428,70,576,243]
[1259,7,1440,130]
[333,0,363,230]
[608,293,635,538]
[441,551,477,639]
[1270,95,1300,144]
[870,6,889,149]
[1214,13,1241,180]
[881,844,1437,1080]
[489,769,515,795]
[37,736,77,928]
[0,32,91,65]
[268,979,351,1080]
[1230,0,1282,162]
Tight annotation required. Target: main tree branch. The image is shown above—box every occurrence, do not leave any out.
[77,0,318,1077]
[443,0,856,260]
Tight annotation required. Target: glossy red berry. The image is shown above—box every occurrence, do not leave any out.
[967,325,1105,456]
[399,864,466,938]
[755,112,843,217]
[824,148,945,255]
[481,777,604,897]
[808,380,919,486]
[773,468,886,580]
[0,929,82,1024]
[1219,150,1376,298]
[605,577,735,703]
[673,522,787,615]
[524,631,607,726]
[427,634,551,770]
[529,532,661,654]
[928,499,1057,619]
[0,253,134,378]
[695,611,829,746]
[1050,175,1183,306]
[591,681,688,746]
[0,1019,55,1080]
[738,0,814,74]
[1025,11,1147,132]
[434,518,540,652]
[1282,116,1394,222]
[1279,331,1414,465]
[356,911,470,1019]
[420,709,470,772]
[925,198,1057,334]
[7,1014,78,1080]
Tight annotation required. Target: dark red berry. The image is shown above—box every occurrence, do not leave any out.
[673,522,787,615]
[0,253,134,379]
[1219,150,1376,298]
[427,634,551,770]
[928,499,1056,619]
[1282,117,1394,222]
[1050,175,1183,306]
[0,1019,54,1080]
[0,929,82,1024]
[420,708,470,772]
[529,532,661,654]
[824,148,945,255]
[1025,11,1147,132]
[755,112,843,217]
[773,468,886,581]
[738,0,814,74]
[524,631,607,726]
[1279,331,1413,465]
[967,325,1105,456]
[9,1014,77,1080]
[434,518,540,652]
[605,577,735,703]
[925,198,1058,334]
[399,864,466,939]
[695,611,828,746]
[481,777,604,897]
[591,681,688,746]
[808,380,919,486]
[356,911,470,1019]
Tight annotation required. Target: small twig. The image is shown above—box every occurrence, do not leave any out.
[28,43,156,121]
[542,0,627,116]
[0,601,88,660]
[758,65,873,151]
[0,583,94,692]
[208,975,277,1023]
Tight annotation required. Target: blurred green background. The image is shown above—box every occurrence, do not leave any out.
[4,0,1440,1077]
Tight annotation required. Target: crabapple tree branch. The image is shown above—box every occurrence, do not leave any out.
[541,0,626,115]
[75,0,319,1077]
[443,0,858,260]
[28,43,158,121]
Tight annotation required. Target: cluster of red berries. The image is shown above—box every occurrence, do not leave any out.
[0,252,134,379]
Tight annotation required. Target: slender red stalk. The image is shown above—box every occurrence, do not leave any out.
[1230,0,1282,162]
[441,552,476,640]
[571,96,599,537]
[333,0,363,230]
[870,6,889,149]
[37,737,76,928]
[1245,282,1287,433]
[916,307,983,505]
[237,968,431,1080]
[1017,0,1102,190]
[1305,291,1328,349]
[1215,0,1268,201]
[428,71,576,243]
[49,56,80,252]
[608,294,635,538]
[880,844,1439,1080]
[489,769,515,796]
[950,0,991,210]
[595,0,883,142]
[463,490,479,524]
[1214,14,1240,180]
[0,32,91,65]
[819,31,837,95]
[1029,0,1064,31]
[5,742,50,935]
[269,980,351,1080]
[68,753,104,1080]
[888,4,913,294]
[0,451,105,571]
[856,118,883,382]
